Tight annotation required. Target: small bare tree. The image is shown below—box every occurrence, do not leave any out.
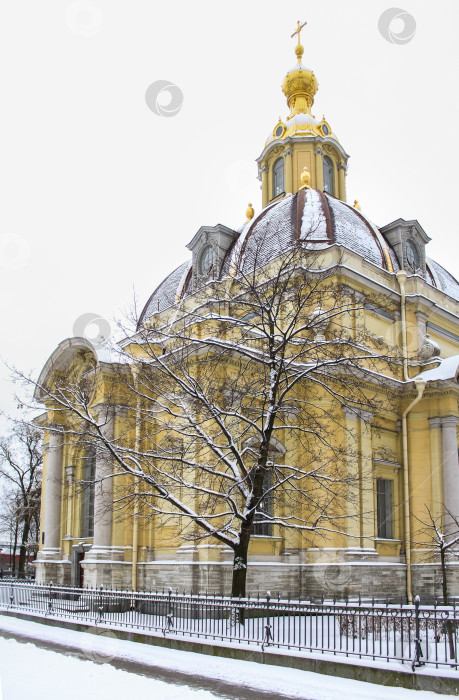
[0,423,42,577]
[413,506,459,659]
[19,234,397,596]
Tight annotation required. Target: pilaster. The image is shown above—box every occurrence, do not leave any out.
[428,417,443,522]
[441,416,459,531]
[284,149,293,194]
[338,162,347,202]
[314,147,324,191]
[343,407,375,551]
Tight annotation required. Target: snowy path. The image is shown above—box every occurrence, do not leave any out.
[0,615,455,699]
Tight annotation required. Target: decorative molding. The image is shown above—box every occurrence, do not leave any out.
[373,458,401,469]
[418,334,441,363]
[427,322,459,344]
[373,446,397,462]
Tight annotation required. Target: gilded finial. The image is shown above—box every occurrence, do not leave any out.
[283,20,317,117]
[291,20,307,63]
[300,166,311,189]
[353,199,361,211]
[245,202,254,222]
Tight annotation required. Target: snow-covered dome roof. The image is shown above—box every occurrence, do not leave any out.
[138,190,459,328]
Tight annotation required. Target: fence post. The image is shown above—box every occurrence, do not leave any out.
[412,595,425,671]
[163,586,174,636]
[47,582,53,614]
[97,585,104,623]
[262,591,272,652]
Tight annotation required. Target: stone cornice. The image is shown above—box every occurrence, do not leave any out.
[256,134,350,165]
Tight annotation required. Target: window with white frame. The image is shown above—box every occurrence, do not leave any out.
[273,158,284,198]
[376,478,393,539]
[253,463,273,536]
[323,156,334,195]
[81,445,96,538]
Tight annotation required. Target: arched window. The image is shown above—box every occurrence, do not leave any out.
[81,445,96,538]
[273,158,284,198]
[405,241,419,272]
[323,156,334,195]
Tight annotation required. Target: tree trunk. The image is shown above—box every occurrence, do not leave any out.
[11,521,18,576]
[440,546,456,660]
[231,545,249,598]
[231,517,254,599]
[18,518,31,579]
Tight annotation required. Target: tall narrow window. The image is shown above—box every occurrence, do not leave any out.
[273,158,284,198]
[376,478,393,539]
[323,156,334,195]
[252,466,273,536]
[81,445,96,538]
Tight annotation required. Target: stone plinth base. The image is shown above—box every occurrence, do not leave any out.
[81,547,127,588]
[33,548,459,600]
[136,560,459,600]
[34,549,71,586]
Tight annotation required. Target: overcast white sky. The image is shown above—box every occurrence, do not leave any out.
[0,0,458,421]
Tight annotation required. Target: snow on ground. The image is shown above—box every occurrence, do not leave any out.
[0,615,455,700]
[0,636,217,700]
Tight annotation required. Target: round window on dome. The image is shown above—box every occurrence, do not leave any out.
[200,245,214,276]
[321,122,330,137]
[274,124,285,138]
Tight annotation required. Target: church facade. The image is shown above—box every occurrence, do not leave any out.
[34,27,459,601]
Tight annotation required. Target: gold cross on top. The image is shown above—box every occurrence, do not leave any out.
[291,20,307,45]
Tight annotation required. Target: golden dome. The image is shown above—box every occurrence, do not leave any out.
[281,42,318,118]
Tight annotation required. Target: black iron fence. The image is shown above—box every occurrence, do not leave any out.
[1,581,458,672]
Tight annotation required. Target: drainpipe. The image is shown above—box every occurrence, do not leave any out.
[402,380,426,603]
[396,270,409,381]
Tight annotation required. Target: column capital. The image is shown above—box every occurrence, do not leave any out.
[343,406,373,423]
[337,162,347,172]
[284,148,293,157]
[428,417,443,430]
[314,147,324,156]
[441,415,459,429]
[92,403,116,425]
[358,409,374,423]
[48,424,65,437]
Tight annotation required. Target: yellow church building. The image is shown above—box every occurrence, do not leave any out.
[34,25,459,601]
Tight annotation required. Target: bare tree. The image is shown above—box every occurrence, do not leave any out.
[0,423,42,577]
[0,489,20,573]
[21,236,396,596]
[413,506,459,659]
